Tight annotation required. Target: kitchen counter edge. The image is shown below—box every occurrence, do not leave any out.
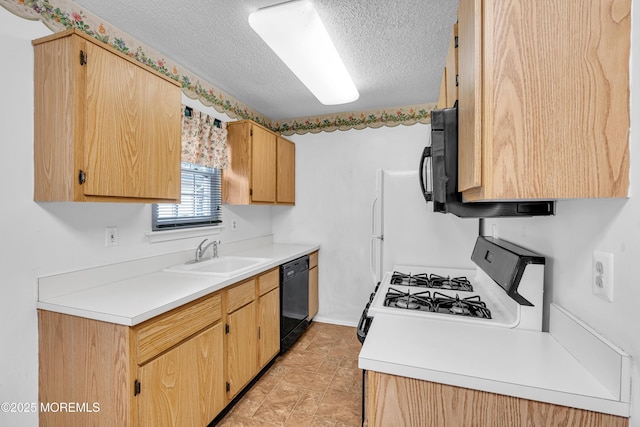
[37,241,319,326]
[359,309,630,418]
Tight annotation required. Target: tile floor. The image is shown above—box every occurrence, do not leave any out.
[218,322,362,426]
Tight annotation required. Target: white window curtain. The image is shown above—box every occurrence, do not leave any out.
[181,105,228,169]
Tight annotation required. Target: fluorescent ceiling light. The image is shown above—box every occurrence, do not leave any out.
[249,0,359,106]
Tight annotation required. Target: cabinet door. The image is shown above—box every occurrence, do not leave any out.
[457,0,483,192]
[138,323,225,427]
[83,41,181,201]
[276,136,295,204]
[444,23,458,108]
[227,301,258,398]
[457,0,630,201]
[258,288,280,368]
[250,125,277,203]
[437,24,459,109]
[309,265,318,320]
[366,371,629,427]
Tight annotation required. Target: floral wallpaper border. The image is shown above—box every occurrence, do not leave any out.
[273,103,436,136]
[1,0,434,135]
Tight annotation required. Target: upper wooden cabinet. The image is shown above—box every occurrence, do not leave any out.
[276,136,296,204]
[437,24,458,109]
[32,29,181,203]
[366,371,628,427]
[456,0,630,201]
[223,120,295,205]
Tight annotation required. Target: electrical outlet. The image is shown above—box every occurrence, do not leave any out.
[231,219,238,231]
[105,227,118,247]
[592,250,613,302]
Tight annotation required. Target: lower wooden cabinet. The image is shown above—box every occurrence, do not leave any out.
[226,298,258,399]
[258,287,280,368]
[39,310,135,427]
[38,265,289,427]
[138,324,225,427]
[365,371,628,427]
[309,251,319,319]
[226,268,282,398]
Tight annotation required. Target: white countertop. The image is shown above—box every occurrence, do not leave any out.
[37,242,318,326]
[359,312,630,417]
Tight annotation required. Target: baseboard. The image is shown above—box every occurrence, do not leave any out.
[312,315,358,328]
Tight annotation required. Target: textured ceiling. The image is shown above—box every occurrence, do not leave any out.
[73,0,459,121]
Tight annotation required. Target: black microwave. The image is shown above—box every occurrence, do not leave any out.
[419,106,555,218]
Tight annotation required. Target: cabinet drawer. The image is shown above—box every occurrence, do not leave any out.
[227,279,256,313]
[135,292,221,364]
[258,268,279,296]
[309,251,319,269]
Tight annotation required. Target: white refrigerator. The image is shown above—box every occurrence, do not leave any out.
[370,169,479,285]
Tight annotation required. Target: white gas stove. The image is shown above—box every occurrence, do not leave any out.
[357,237,545,343]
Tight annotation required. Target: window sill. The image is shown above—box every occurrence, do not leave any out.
[145,225,224,243]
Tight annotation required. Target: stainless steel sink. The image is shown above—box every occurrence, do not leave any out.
[164,256,272,277]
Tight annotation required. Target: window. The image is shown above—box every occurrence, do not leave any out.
[152,162,222,231]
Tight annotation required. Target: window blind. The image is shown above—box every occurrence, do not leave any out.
[152,163,222,230]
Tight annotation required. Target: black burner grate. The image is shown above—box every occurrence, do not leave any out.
[390,271,473,292]
[383,287,492,319]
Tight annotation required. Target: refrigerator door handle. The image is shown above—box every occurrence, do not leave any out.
[370,191,378,235]
[370,191,382,283]
[370,234,383,284]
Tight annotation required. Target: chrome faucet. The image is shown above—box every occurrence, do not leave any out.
[192,238,221,263]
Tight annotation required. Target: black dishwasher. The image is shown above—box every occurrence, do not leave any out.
[280,255,309,353]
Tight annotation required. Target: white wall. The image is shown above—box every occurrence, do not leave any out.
[272,124,430,325]
[0,8,271,426]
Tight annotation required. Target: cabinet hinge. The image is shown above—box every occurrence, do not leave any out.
[249,188,253,196]
[78,170,86,185]
[225,323,229,334]
[258,326,261,339]
[250,129,253,137]
[226,382,230,392]
[134,380,141,396]
[80,50,87,66]
[454,35,458,49]
[455,74,459,87]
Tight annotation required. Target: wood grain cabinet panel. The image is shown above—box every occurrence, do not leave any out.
[258,267,280,296]
[226,300,258,399]
[251,125,277,203]
[135,293,221,364]
[138,324,225,427]
[276,136,295,204]
[457,0,483,192]
[456,0,630,201]
[366,371,628,427]
[38,310,134,427]
[308,251,319,320]
[258,287,280,368]
[39,291,225,427]
[32,29,181,203]
[226,278,256,313]
[223,120,295,205]
[437,24,459,109]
